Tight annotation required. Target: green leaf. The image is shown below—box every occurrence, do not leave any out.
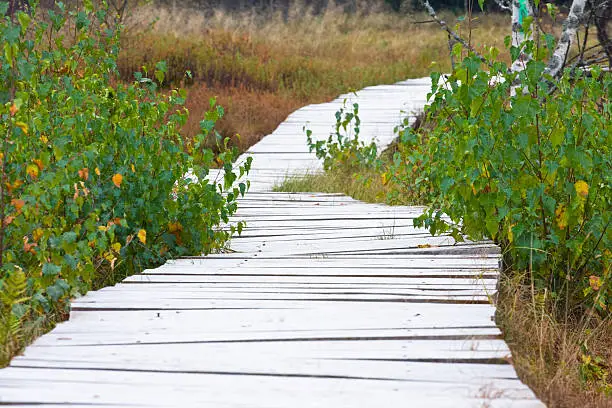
[42,263,61,277]
[17,12,31,34]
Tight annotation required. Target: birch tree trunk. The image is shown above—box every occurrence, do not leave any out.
[510,0,534,73]
[544,0,588,77]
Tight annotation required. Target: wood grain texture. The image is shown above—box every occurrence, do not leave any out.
[0,78,545,407]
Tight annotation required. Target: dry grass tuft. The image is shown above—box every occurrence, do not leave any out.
[274,166,394,204]
[496,272,612,408]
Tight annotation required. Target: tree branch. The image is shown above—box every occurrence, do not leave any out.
[494,0,512,11]
[420,0,492,67]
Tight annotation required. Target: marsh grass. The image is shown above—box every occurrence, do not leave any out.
[118,4,510,150]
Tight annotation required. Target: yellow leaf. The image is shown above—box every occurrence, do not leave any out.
[131,164,135,172]
[574,180,589,197]
[40,135,48,143]
[507,223,516,243]
[137,229,146,244]
[15,121,28,134]
[26,164,39,179]
[112,173,123,188]
[33,159,44,171]
[417,244,432,248]
[98,225,108,232]
[112,242,122,252]
[168,221,183,233]
[9,103,18,117]
[381,173,388,186]
[555,204,568,230]
[589,275,602,291]
[95,167,101,176]
[32,228,43,241]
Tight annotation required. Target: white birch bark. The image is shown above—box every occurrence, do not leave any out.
[544,0,588,77]
[494,0,512,11]
[510,0,534,73]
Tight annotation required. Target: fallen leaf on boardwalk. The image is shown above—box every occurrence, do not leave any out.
[417,244,432,248]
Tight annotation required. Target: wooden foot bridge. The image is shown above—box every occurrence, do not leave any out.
[0,78,545,407]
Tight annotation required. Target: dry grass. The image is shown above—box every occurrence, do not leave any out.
[497,272,612,408]
[117,4,510,150]
[274,166,393,204]
[183,85,303,151]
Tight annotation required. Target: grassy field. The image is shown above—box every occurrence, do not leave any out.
[118,4,510,151]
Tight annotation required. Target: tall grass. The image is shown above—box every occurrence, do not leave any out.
[118,4,509,149]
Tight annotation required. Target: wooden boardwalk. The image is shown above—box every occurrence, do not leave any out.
[0,79,545,407]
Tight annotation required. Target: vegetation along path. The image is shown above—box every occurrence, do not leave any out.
[0,79,545,407]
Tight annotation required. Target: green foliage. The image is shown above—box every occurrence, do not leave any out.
[306,99,378,171]
[390,47,611,314]
[579,339,612,395]
[0,268,27,357]
[0,2,250,356]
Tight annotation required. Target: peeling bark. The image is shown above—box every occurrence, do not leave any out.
[544,0,589,77]
[594,0,612,67]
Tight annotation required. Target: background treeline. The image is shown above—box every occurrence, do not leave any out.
[21,0,575,14]
[148,0,574,12]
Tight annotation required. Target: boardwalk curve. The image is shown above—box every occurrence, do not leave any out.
[0,78,545,407]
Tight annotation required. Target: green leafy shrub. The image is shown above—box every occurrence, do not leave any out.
[390,51,610,314]
[0,1,251,358]
[306,99,378,171]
